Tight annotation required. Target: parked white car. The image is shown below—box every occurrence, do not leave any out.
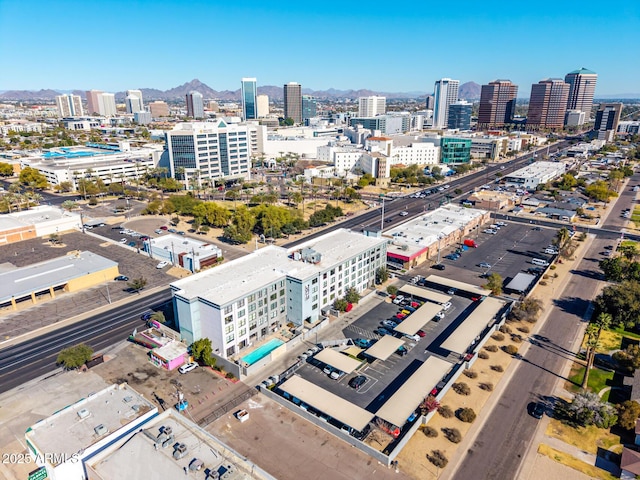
[392,295,405,305]
[156,261,169,269]
[178,362,198,374]
[442,302,452,311]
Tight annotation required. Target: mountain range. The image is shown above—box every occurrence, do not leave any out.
[0,79,484,102]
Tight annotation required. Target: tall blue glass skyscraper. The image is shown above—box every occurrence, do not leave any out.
[241,78,257,120]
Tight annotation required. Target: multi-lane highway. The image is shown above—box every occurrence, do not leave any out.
[0,287,171,393]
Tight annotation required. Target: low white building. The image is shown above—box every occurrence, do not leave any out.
[171,228,387,358]
[143,234,222,272]
[0,122,47,135]
[503,161,566,189]
[0,205,81,245]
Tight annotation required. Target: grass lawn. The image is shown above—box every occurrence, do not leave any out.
[545,418,621,454]
[611,325,640,341]
[581,330,622,352]
[538,444,618,480]
[567,364,616,395]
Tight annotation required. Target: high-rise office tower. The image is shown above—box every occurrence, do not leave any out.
[149,101,169,117]
[432,78,460,129]
[447,101,472,130]
[564,68,597,124]
[526,79,570,130]
[55,94,84,117]
[125,89,144,113]
[283,82,302,124]
[85,90,103,115]
[98,93,117,117]
[594,103,623,142]
[302,95,317,122]
[425,95,435,110]
[241,78,257,120]
[478,80,518,129]
[358,96,386,117]
[256,94,269,117]
[186,91,204,119]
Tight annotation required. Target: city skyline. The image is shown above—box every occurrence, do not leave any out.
[1,1,638,96]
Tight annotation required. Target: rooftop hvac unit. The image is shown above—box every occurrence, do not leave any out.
[161,435,174,449]
[123,396,133,403]
[131,404,140,412]
[163,426,173,436]
[94,424,108,436]
[173,443,188,459]
[77,409,90,419]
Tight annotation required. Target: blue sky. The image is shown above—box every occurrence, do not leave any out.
[1,0,638,95]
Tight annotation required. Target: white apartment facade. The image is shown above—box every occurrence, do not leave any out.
[171,229,388,358]
[55,94,84,117]
[358,96,386,117]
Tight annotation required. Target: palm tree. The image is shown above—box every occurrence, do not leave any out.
[581,312,612,389]
[554,227,571,252]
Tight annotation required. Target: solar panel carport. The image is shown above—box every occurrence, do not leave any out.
[424,274,488,296]
[280,375,375,432]
[314,348,363,373]
[363,335,405,361]
[440,297,506,354]
[376,356,452,428]
[394,302,442,336]
[399,285,451,304]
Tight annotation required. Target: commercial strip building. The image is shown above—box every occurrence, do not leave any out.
[0,205,81,246]
[502,161,566,190]
[171,228,388,359]
[19,143,163,189]
[143,233,222,272]
[0,250,119,311]
[384,204,489,270]
[26,383,272,480]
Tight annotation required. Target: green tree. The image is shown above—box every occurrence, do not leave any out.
[0,162,14,176]
[223,205,256,244]
[344,287,361,304]
[617,400,640,430]
[387,285,398,296]
[19,166,48,189]
[376,266,389,284]
[127,277,148,293]
[333,298,348,312]
[599,257,625,282]
[57,344,94,369]
[581,312,611,389]
[594,280,640,329]
[561,391,617,428]
[191,338,216,367]
[484,273,503,295]
[60,200,77,212]
[585,180,618,203]
[557,173,577,190]
[613,344,640,373]
[150,311,166,324]
[55,181,74,193]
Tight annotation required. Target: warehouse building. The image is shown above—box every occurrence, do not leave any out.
[502,161,566,190]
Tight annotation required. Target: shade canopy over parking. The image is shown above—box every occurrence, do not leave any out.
[315,348,363,374]
[441,297,506,354]
[424,274,488,296]
[394,302,442,336]
[363,335,405,361]
[505,272,537,293]
[280,375,375,432]
[399,285,451,304]
[376,356,451,428]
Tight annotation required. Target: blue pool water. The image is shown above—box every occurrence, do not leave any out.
[241,339,284,365]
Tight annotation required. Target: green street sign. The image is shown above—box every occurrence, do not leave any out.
[28,468,48,480]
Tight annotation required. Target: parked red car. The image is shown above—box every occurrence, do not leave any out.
[396,313,406,320]
[417,330,426,337]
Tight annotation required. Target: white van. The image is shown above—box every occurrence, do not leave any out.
[531,258,549,267]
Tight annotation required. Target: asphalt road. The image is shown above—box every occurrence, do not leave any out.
[451,170,640,479]
[0,287,172,394]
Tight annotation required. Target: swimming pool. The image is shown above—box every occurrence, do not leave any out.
[241,338,284,365]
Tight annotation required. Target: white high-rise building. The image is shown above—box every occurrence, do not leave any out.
[358,96,386,117]
[85,90,103,115]
[186,91,204,119]
[98,93,117,117]
[55,94,84,117]
[256,94,269,117]
[432,78,460,129]
[125,89,144,113]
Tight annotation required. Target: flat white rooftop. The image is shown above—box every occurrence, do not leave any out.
[147,233,221,257]
[363,335,405,361]
[0,205,80,231]
[394,302,442,336]
[441,297,506,354]
[26,383,156,459]
[314,348,363,374]
[506,161,565,179]
[399,285,451,304]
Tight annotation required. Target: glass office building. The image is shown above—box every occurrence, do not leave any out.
[440,138,472,164]
[241,78,257,120]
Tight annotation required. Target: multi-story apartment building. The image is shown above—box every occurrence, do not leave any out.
[447,101,472,130]
[240,78,257,120]
[186,91,204,119]
[478,80,518,129]
[85,90,103,115]
[565,68,597,124]
[284,82,302,124]
[526,79,570,130]
[594,103,623,142]
[432,78,459,129]
[164,120,253,183]
[171,228,388,358]
[256,94,269,117]
[55,94,83,117]
[97,92,117,117]
[358,96,386,117]
[125,89,144,113]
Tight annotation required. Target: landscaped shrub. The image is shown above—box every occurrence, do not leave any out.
[427,450,448,468]
[524,316,538,324]
[442,427,462,443]
[422,426,438,438]
[542,274,549,280]
[491,365,504,372]
[457,408,477,423]
[503,344,519,355]
[484,345,498,352]
[479,382,494,391]
[499,325,512,334]
[550,264,557,270]
[511,334,523,343]
[491,332,505,341]
[517,326,530,333]
[539,281,547,286]
[463,370,478,379]
[438,405,454,418]
[452,382,471,396]
[478,351,490,359]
